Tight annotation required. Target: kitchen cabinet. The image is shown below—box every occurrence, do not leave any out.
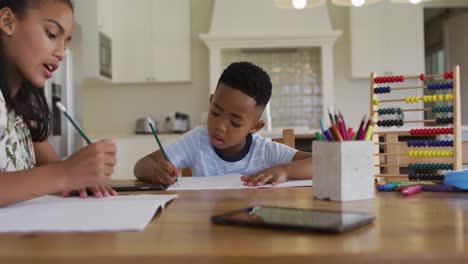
[75,0,191,83]
[111,0,153,83]
[112,0,191,83]
[350,1,425,78]
[74,0,114,81]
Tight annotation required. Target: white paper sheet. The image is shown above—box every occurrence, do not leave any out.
[168,174,312,191]
[0,194,177,233]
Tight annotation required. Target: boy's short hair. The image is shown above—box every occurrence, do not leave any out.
[218,62,272,107]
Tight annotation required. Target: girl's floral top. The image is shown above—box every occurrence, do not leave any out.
[0,91,35,172]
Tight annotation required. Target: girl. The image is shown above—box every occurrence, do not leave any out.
[0,0,117,207]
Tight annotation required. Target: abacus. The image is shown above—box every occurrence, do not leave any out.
[370,65,462,182]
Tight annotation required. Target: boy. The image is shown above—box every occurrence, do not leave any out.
[134,62,312,186]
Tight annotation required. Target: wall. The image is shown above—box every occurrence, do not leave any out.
[83,0,213,135]
[82,0,467,136]
[83,0,371,135]
[444,10,468,125]
[328,4,370,128]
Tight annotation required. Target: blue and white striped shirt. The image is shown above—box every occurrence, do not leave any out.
[165,126,297,176]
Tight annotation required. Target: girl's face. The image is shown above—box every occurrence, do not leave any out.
[1,0,74,88]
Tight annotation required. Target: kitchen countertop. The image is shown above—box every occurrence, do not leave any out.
[89,126,320,141]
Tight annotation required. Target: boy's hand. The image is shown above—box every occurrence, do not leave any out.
[148,157,180,186]
[241,165,288,187]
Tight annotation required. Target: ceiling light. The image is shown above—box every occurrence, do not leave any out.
[351,0,365,6]
[331,0,381,6]
[292,0,307,9]
[274,0,325,9]
[390,0,431,4]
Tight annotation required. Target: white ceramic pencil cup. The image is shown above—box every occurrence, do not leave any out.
[312,141,375,202]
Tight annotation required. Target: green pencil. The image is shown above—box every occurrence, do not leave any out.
[56,102,92,144]
[146,117,171,162]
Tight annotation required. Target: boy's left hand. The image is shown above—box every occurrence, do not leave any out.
[241,165,288,187]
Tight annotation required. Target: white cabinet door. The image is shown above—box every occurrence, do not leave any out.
[350,2,425,78]
[151,0,191,82]
[112,0,153,83]
[97,0,114,37]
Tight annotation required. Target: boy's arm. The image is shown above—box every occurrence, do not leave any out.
[134,150,163,183]
[241,151,312,186]
[284,151,312,180]
[134,150,179,185]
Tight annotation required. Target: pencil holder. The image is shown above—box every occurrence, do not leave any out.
[312,141,374,202]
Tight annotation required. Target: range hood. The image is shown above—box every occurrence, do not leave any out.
[200,0,342,112]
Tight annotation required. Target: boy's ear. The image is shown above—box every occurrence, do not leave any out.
[0,8,15,37]
[250,119,265,134]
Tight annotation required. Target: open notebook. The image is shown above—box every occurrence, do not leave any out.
[168,173,312,191]
[0,194,177,233]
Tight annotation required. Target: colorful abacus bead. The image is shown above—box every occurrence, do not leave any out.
[409,163,453,171]
[419,74,425,81]
[373,98,379,106]
[444,71,454,79]
[374,87,391,94]
[436,117,454,125]
[432,106,454,113]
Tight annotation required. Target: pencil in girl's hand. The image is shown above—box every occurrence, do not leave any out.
[56,102,92,144]
[146,117,171,162]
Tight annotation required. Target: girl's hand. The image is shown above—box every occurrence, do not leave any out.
[241,165,289,187]
[60,139,117,191]
[62,185,118,198]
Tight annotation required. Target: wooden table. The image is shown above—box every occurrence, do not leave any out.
[1,184,468,263]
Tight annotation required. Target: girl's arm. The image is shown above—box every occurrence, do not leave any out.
[33,140,117,198]
[33,141,61,165]
[0,140,117,207]
[0,141,65,207]
[0,163,67,207]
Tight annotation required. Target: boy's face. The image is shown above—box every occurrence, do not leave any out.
[207,83,265,156]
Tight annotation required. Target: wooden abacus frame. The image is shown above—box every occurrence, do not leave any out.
[371,65,462,182]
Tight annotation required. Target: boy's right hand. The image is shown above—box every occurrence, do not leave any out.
[147,156,180,186]
[60,139,117,191]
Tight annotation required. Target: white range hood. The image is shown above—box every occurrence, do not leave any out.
[200,0,342,115]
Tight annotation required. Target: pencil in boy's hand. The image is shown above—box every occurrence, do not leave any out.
[56,102,92,145]
[146,117,171,162]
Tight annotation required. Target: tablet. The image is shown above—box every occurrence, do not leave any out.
[109,183,164,192]
[211,206,375,233]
